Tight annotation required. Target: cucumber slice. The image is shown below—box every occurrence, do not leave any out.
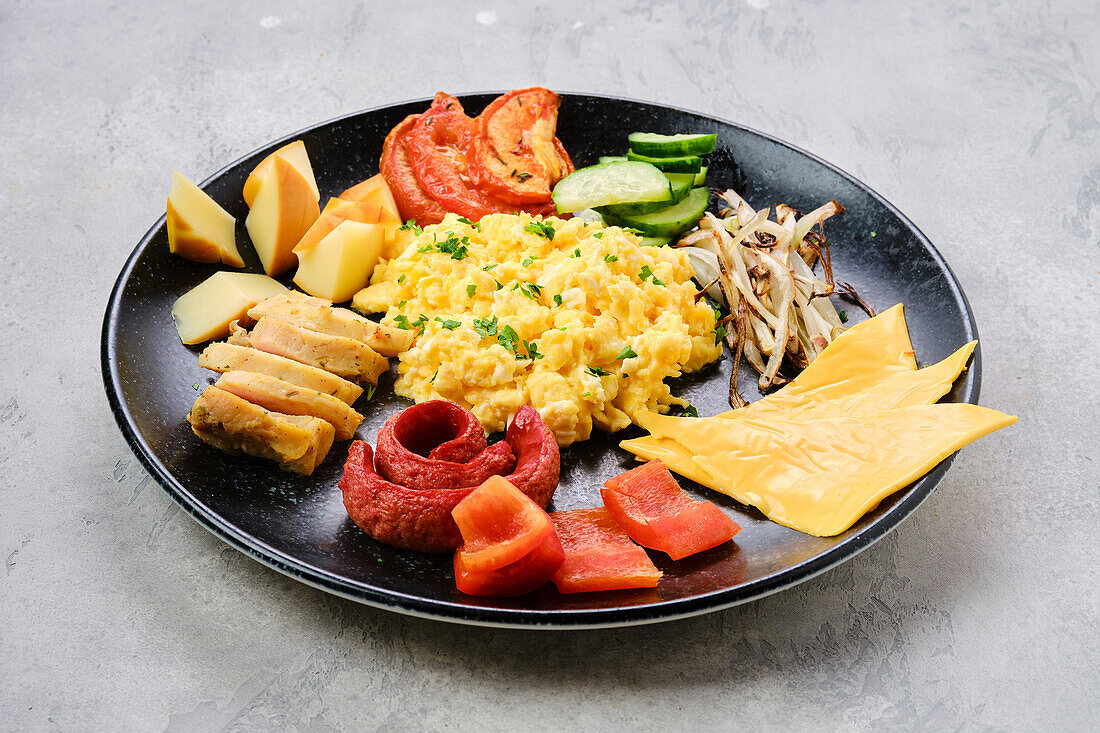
[693,166,707,186]
[627,132,717,157]
[598,155,628,164]
[552,161,672,213]
[604,187,711,238]
[600,172,693,216]
[638,236,672,247]
[626,150,703,173]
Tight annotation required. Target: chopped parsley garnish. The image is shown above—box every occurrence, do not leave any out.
[571,249,581,258]
[604,254,618,263]
[586,366,610,377]
[516,172,533,183]
[523,340,544,360]
[192,383,199,390]
[524,221,555,240]
[498,325,521,356]
[682,404,699,418]
[714,323,727,345]
[416,243,434,253]
[592,232,603,239]
[615,346,637,360]
[638,265,665,286]
[393,314,412,329]
[552,294,563,307]
[466,284,477,298]
[430,368,439,383]
[870,231,877,238]
[397,300,407,309]
[517,282,543,301]
[521,256,538,267]
[581,391,592,398]
[399,220,422,236]
[392,314,428,333]
[435,317,461,330]
[397,274,406,283]
[473,316,499,339]
[482,263,497,271]
[494,279,504,290]
[364,383,378,401]
[457,217,480,230]
[839,310,849,323]
[436,233,470,260]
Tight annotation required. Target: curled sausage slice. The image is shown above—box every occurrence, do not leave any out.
[339,403,560,552]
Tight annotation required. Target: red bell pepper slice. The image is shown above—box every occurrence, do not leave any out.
[550,507,661,593]
[601,460,740,561]
[454,531,565,597]
[451,475,554,573]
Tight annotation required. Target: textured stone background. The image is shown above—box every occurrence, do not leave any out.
[1,1,1097,730]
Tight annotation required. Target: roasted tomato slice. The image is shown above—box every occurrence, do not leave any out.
[471,87,573,205]
[405,93,520,221]
[454,530,564,597]
[451,475,555,573]
[602,460,740,561]
[379,112,449,225]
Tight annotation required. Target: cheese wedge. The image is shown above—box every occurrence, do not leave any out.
[245,156,320,276]
[167,171,242,266]
[170,272,287,345]
[243,140,320,207]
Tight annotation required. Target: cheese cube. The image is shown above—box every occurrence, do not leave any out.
[293,221,385,303]
[338,174,400,221]
[171,271,287,345]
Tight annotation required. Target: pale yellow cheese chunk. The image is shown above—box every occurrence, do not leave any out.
[170,272,287,345]
[243,140,320,207]
[167,171,242,267]
[293,220,385,303]
[245,156,320,276]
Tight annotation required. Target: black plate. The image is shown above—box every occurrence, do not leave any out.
[102,93,980,628]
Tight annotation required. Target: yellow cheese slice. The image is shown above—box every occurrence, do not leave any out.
[688,404,1016,536]
[622,336,976,482]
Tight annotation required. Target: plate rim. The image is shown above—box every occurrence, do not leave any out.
[101,91,981,628]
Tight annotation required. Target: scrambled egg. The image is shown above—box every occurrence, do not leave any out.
[353,213,721,446]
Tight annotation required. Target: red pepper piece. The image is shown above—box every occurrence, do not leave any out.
[550,507,661,593]
[375,400,516,491]
[602,460,740,561]
[451,476,554,572]
[454,530,565,597]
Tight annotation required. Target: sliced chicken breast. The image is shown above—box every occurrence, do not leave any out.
[215,370,363,440]
[187,386,334,475]
[248,316,389,384]
[248,292,413,357]
[199,342,363,405]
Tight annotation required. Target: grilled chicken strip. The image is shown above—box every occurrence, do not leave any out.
[199,342,363,405]
[248,292,412,357]
[187,386,334,475]
[215,370,364,440]
[248,316,389,384]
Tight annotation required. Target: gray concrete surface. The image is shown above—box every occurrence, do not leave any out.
[2,1,1097,730]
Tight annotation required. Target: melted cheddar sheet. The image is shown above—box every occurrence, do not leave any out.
[620,305,1015,536]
